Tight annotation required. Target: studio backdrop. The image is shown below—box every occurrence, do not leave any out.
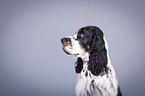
[0,1,145,96]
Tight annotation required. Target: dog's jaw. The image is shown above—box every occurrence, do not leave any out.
[62,34,88,58]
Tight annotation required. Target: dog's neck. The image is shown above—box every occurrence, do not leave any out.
[80,52,89,62]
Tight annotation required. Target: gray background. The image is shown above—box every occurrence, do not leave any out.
[0,0,145,96]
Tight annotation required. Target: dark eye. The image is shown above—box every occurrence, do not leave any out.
[80,34,84,38]
[77,33,84,39]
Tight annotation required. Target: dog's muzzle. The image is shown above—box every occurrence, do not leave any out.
[61,38,71,47]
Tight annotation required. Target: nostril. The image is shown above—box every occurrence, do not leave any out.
[61,38,68,43]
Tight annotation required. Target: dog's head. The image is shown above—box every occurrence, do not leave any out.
[61,26,108,75]
[61,26,106,58]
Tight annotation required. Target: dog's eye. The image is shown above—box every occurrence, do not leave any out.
[80,34,84,38]
[77,34,84,39]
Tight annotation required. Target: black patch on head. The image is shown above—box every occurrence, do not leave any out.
[76,27,94,51]
[77,26,108,76]
[75,57,83,73]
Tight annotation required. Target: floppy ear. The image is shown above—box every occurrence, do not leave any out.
[88,28,108,76]
[75,57,83,73]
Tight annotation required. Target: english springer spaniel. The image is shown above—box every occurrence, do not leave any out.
[61,26,122,96]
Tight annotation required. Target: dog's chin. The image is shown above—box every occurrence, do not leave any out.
[62,48,79,57]
[63,48,72,55]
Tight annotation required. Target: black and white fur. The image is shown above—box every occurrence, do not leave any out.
[61,26,122,96]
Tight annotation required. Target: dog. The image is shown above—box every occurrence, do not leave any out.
[61,26,122,96]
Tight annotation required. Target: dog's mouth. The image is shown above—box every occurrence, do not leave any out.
[62,47,79,56]
[62,47,71,55]
[61,38,73,55]
[61,37,80,57]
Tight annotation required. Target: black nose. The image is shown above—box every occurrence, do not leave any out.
[61,38,69,43]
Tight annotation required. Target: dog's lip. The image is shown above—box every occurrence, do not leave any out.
[62,48,71,55]
[62,47,79,56]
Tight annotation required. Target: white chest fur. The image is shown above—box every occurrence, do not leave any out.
[75,59,119,96]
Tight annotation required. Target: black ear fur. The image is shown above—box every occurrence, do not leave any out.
[75,57,83,73]
[88,27,108,76]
